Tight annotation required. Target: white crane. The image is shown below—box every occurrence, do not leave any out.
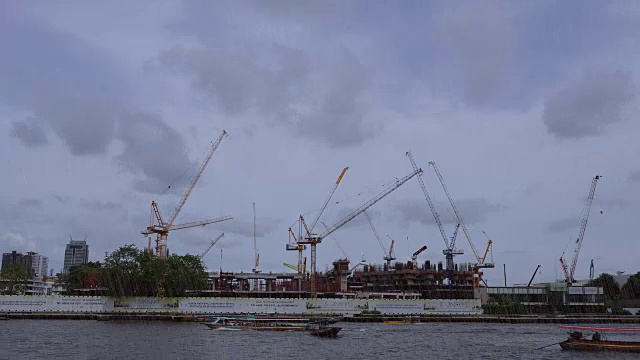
[560,175,601,283]
[199,233,224,259]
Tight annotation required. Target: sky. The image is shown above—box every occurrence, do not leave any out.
[1,0,639,285]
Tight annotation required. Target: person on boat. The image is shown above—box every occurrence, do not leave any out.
[591,332,601,341]
[569,332,583,340]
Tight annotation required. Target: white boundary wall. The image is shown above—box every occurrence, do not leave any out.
[0,296,481,315]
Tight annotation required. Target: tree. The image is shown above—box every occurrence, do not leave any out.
[0,263,29,295]
[588,273,621,303]
[621,272,640,300]
[101,245,208,297]
[64,262,103,293]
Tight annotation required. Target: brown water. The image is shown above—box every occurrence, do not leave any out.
[1,320,639,359]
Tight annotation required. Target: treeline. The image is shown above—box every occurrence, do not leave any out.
[0,263,30,295]
[65,245,208,297]
[588,272,640,303]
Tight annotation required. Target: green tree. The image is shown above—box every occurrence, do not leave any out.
[102,245,207,297]
[103,245,145,297]
[621,272,640,300]
[588,273,621,304]
[0,263,29,295]
[64,262,103,293]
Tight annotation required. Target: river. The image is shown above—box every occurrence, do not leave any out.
[1,321,638,359]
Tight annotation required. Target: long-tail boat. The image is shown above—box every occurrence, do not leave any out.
[559,325,640,353]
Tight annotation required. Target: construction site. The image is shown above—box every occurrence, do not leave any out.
[141,130,604,306]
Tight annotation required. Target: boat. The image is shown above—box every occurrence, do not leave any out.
[305,320,341,338]
[203,317,308,331]
[558,325,640,353]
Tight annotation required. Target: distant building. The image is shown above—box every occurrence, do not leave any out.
[29,253,49,279]
[1,251,34,277]
[63,239,89,273]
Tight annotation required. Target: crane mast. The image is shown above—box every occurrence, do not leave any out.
[300,168,422,297]
[561,175,601,283]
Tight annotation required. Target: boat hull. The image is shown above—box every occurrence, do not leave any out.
[560,339,640,353]
[203,322,306,331]
[309,327,341,338]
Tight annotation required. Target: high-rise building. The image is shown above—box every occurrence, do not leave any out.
[63,239,89,273]
[1,251,34,277]
[29,252,49,279]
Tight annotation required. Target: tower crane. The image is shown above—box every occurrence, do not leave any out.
[406,152,463,281]
[385,235,396,267]
[296,167,422,297]
[428,161,494,287]
[363,210,396,268]
[199,233,224,259]
[560,175,601,283]
[286,167,347,274]
[142,130,232,258]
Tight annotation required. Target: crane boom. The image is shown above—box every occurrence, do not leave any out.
[170,216,233,231]
[318,168,422,240]
[308,167,348,234]
[322,222,349,260]
[199,233,224,258]
[363,210,387,255]
[567,175,601,282]
[406,152,450,249]
[428,161,482,262]
[167,130,227,227]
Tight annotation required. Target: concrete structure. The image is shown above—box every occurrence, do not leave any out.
[63,239,89,273]
[1,251,33,277]
[29,252,48,279]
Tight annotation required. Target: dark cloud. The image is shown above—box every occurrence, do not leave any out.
[53,194,71,204]
[0,9,129,155]
[115,112,193,194]
[156,29,374,147]
[79,199,124,211]
[546,217,579,233]
[629,171,640,183]
[396,198,503,227]
[19,198,43,207]
[217,218,278,239]
[543,70,635,139]
[11,120,48,147]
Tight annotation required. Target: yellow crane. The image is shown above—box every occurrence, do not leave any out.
[294,167,423,297]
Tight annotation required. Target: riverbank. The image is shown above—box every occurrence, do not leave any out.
[3,312,640,324]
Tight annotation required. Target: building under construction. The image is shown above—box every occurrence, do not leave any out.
[206,257,478,299]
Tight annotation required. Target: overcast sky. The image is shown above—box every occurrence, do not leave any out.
[1,0,639,285]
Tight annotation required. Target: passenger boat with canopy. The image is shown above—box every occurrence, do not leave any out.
[558,325,640,353]
[202,317,342,337]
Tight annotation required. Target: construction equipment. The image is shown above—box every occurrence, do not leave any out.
[428,161,494,287]
[589,259,595,281]
[143,130,231,258]
[322,222,350,260]
[283,262,298,272]
[347,259,367,278]
[411,245,428,268]
[296,167,422,297]
[560,175,601,283]
[528,264,541,287]
[363,210,395,268]
[286,167,347,274]
[199,233,224,259]
[406,152,463,281]
[385,235,396,267]
[252,203,259,291]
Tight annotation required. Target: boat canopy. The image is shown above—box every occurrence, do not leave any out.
[561,325,640,333]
